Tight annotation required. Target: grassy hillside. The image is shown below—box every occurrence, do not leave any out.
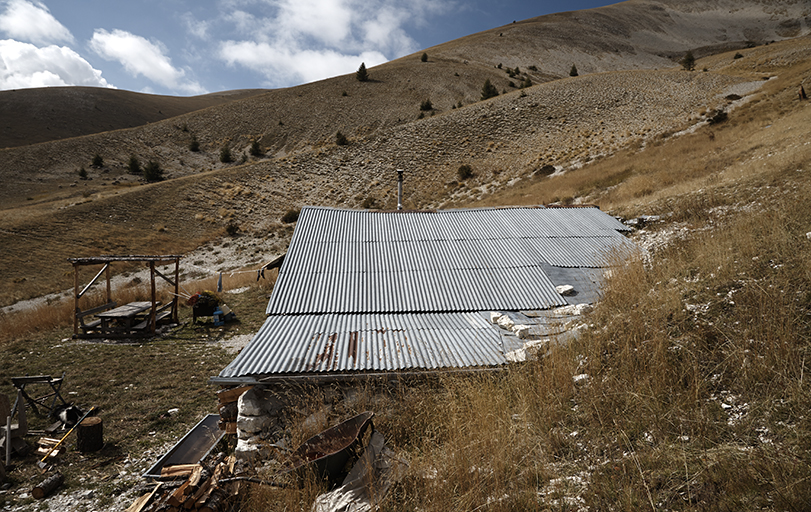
[0,88,266,149]
[1,1,811,509]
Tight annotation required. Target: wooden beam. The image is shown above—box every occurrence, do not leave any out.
[73,263,79,335]
[173,259,180,323]
[153,267,176,288]
[150,261,157,333]
[77,263,110,299]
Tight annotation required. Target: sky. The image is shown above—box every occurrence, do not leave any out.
[0,0,616,96]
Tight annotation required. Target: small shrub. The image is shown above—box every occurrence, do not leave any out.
[143,160,164,182]
[457,164,473,180]
[356,62,369,82]
[681,50,696,71]
[225,222,240,236]
[569,64,578,76]
[522,77,532,88]
[220,145,233,163]
[734,52,744,59]
[281,209,300,223]
[181,123,189,132]
[91,154,103,167]
[707,109,728,124]
[536,164,556,177]
[78,167,88,179]
[420,98,433,111]
[457,101,463,108]
[249,139,264,157]
[480,79,499,101]
[421,52,428,62]
[417,112,425,119]
[336,131,349,146]
[528,65,538,71]
[127,155,141,175]
[189,135,200,152]
[361,196,379,209]
[341,90,348,97]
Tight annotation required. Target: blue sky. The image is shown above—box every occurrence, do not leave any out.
[0,0,615,96]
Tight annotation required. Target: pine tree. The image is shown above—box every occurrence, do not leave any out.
[569,64,578,77]
[127,155,141,174]
[249,139,263,157]
[356,62,369,82]
[680,51,696,71]
[480,79,499,101]
[220,144,233,163]
[144,160,164,182]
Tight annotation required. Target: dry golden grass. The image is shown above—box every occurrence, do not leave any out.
[242,169,811,509]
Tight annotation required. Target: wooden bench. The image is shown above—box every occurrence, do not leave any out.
[77,301,117,333]
[132,310,172,332]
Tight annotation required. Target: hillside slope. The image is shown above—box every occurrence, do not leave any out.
[0,87,266,149]
[0,0,810,306]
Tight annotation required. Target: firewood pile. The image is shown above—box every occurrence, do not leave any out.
[127,454,240,512]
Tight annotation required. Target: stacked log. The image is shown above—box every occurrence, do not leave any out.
[127,456,238,512]
[216,385,251,434]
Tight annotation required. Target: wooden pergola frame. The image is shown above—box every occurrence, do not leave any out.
[68,255,182,338]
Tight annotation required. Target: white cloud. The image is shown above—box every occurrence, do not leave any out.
[220,40,386,85]
[0,39,111,89]
[90,29,206,95]
[182,12,210,40]
[216,0,448,87]
[0,0,73,45]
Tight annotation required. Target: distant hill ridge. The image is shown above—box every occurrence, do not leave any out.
[0,0,805,151]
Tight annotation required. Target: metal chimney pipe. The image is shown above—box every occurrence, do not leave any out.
[396,169,404,210]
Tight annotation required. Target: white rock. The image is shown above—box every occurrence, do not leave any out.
[490,311,503,324]
[556,284,576,296]
[514,325,531,339]
[235,438,270,462]
[237,414,272,433]
[806,232,811,240]
[572,374,589,385]
[497,315,515,330]
[238,387,264,416]
[555,303,593,316]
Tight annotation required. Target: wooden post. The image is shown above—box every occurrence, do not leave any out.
[32,471,64,499]
[173,258,180,323]
[73,263,79,336]
[150,261,157,334]
[105,263,111,307]
[76,416,103,452]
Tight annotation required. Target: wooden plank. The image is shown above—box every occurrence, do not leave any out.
[132,310,171,331]
[216,386,252,405]
[96,302,153,319]
[160,464,199,479]
[68,255,182,264]
[76,301,117,318]
[167,480,191,508]
[126,483,162,512]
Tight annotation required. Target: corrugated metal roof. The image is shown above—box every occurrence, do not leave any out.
[216,205,637,382]
[268,206,634,315]
[217,312,506,379]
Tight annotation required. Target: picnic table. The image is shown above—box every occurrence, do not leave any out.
[95,301,154,331]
